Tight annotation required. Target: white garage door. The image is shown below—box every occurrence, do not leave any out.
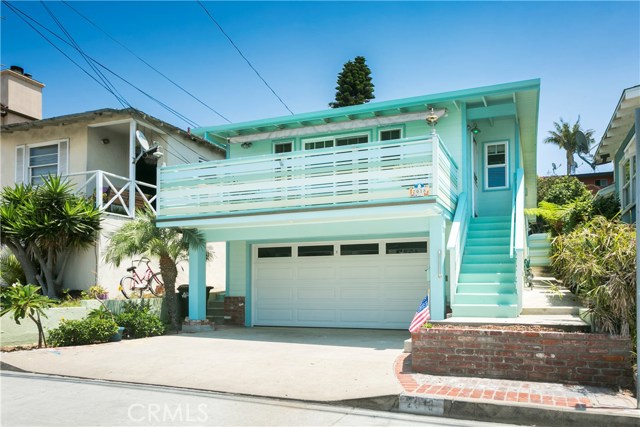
[253,239,429,329]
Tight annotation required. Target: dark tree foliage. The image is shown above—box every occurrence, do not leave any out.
[329,56,375,108]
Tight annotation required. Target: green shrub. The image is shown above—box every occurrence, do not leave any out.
[552,216,636,339]
[592,192,620,219]
[48,317,118,347]
[115,301,165,339]
[537,176,590,204]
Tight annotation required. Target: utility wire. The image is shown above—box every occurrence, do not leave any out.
[40,1,130,109]
[196,1,294,115]
[61,0,232,124]
[3,1,200,128]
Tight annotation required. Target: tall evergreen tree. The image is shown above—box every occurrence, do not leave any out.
[329,56,375,108]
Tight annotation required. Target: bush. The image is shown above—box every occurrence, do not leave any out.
[552,216,636,338]
[48,317,118,347]
[115,301,165,339]
[592,192,620,219]
[537,176,590,204]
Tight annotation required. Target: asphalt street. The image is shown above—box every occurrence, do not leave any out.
[0,372,529,427]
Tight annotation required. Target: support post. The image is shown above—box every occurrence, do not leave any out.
[129,120,137,218]
[634,106,639,408]
[188,243,207,321]
[429,216,446,320]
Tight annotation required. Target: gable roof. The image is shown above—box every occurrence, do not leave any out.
[595,85,640,164]
[1,107,225,154]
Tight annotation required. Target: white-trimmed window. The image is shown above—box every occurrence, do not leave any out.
[484,142,508,190]
[379,128,402,141]
[620,142,636,211]
[303,133,369,150]
[16,140,68,185]
[274,141,293,154]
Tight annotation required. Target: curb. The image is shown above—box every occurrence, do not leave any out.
[398,393,640,427]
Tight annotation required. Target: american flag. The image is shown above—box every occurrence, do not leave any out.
[408,294,430,332]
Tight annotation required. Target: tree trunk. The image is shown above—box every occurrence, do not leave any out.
[5,241,38,287]
[566,150,574,175]
[159,254,179,333]
[29,313,46,348]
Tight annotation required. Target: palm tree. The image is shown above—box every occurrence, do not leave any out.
[544,118,594,175]
[104,210,208,332]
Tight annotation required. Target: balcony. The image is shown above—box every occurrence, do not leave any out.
[157,135,458,221]
[63,170,156,219]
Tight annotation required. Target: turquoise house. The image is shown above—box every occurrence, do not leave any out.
[156,79,540,328]
[595,85,640,224]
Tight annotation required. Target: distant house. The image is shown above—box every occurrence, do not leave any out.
[572,171,615,194]
[156,79,541,328]
[0,66,226,296]
[595,85,640,223]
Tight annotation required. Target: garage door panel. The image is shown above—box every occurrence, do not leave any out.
[254,239,429,329]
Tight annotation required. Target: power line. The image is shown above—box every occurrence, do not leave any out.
[3,1,200,129]
[196,1,294,115]
[39,1,131,109]
[61,0,232,124]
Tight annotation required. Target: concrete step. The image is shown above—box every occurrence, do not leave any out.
[436,315,590,332]
[451,303,519,318]
[464,246,510,256]
[207,300,224,310]
[454,292,517,305]
[458,272,515,283]
[460,263,515,274]
[462,254,513,264]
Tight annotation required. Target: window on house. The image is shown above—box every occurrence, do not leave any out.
[335,135,368,146]
[485,142,508,189]
[305,139,334,150]
[379,129,402,141]
[274,142,293,154]
[258,247,292,258]
[28,144,59,185]
[621,155,636,210]
[594,178,609,187]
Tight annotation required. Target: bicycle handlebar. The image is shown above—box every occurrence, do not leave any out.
[130,257,152,268]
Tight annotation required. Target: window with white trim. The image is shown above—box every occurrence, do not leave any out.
[594,178,609,187]
[274,141,293,154]
[379,128,402,141]
[484,142,508,189]
[303,133,369,150]
[15,140,68,185]
[621,155,636,210]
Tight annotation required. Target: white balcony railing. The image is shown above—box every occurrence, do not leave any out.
[63,170,156,219]
[158,135,458,219]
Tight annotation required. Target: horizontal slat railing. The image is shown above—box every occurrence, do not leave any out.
[159,135,459,218]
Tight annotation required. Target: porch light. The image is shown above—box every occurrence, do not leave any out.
[241,142,252,149]
[468,123,481,135]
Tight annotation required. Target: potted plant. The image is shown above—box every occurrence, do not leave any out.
[87,285,108,300]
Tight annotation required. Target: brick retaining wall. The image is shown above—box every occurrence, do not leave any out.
[411,327,633,389]
[224,297,246,326]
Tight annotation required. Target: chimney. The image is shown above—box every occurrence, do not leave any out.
[1,65,45,125]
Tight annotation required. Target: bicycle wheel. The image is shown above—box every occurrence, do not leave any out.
[148,273,164,296]
[119,276,137,299]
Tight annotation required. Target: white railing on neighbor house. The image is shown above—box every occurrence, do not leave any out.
[158,135,459,219]
[446,192,469,306]
[511,168,525,313]
[63,170,156,219]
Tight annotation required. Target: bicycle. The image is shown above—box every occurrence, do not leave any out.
[118,257,164,299]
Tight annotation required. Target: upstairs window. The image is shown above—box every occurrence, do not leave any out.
[335,135,368,147]
[274,141,293,154]
[484,142,508,190]
[303,133,369,150]
[621,155,636,210]
[305,139,334,150]
[379,129,402,141]
[16,141,68,185]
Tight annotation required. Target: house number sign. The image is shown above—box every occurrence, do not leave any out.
[409,183,430,197]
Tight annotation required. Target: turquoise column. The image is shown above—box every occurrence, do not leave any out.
[429,216,446,320]
[188,243,207,320]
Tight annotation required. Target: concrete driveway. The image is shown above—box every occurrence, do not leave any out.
[0,326,408,402]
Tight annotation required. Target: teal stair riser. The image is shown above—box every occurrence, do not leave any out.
[462,254,513,264]
[456,283,516,293]
[460,263,515,274]
[455,293,517,305]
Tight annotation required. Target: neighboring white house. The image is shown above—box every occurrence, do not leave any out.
[595,85,640,224]
[0,66,226,297]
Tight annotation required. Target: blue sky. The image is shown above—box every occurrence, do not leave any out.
[2,1,638,175]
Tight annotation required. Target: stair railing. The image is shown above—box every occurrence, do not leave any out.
[513,168,525,313]
[446,192,468,306]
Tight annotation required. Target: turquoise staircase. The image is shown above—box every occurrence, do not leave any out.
[451,216,519,317]
[528,233,552,267]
